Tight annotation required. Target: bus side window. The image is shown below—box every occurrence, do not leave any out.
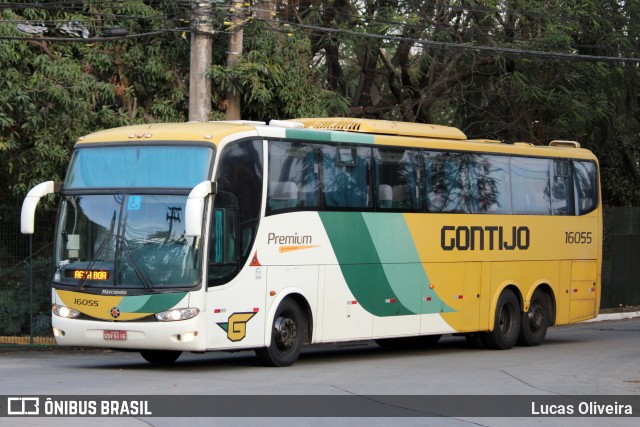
[374,148,422,210]
[511,157,551,215]
[322,145,372,209]
[208,191,240,284]
[211,140,263,286]
[424,151,473,213]
[424,152,448,212]
[473,154,511,214]
[267,141,320,212]
[552,159,574,215]
[574,160,598,215]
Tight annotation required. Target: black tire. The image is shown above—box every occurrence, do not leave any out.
[140,350,181,364]
[375,334,442,349]
[481,289,521,350]
[518,289,550,346]
[256,298,305,367]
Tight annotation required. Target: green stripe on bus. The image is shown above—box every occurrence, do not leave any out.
[329,132,374,144]
[133,292,188,313]
[320,212,453,316]
[285,129,374,144]
[117,295,152,312]
[319,212,413,316]
[361,213,453,314]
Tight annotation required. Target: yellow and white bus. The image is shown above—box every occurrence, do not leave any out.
[21,118,601,366]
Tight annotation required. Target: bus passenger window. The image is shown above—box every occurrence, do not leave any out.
[424,152,452,212]
[268,141,320,212]
[552,159,574,215]
[424,151,474,213]
[473,155,511,214]
[374,148,422,210]
[511,157,551,215]
[322,145,372,209]
[574,160,598,215]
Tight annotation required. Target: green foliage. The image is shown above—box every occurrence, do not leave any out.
[0,257,53,336]
[210,21,348,120]
[0,2,190,207]
[293,0,640,205]
[2,0,640,214]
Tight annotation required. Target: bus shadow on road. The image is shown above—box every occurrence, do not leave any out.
[75,331,590,372]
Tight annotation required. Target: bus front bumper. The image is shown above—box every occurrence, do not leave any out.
[51,314,207,352]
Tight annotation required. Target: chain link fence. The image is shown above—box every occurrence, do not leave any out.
[1,206,638,345]
[0,206,57,344]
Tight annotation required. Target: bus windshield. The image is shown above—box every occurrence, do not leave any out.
[54,194,200,290]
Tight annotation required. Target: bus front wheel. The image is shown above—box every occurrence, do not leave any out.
[256,298,305,367]
[518,289,550,346]
[140,350,181,364]
[482,289,521,350]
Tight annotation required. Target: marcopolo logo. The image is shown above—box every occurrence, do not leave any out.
[7,397,40,415]
[441,225,530,251]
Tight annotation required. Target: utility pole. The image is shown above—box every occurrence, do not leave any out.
[189,0,213,122]
[225,1,244,120]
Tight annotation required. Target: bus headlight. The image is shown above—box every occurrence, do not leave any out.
[52,304,80,319]
[155,308,200,322]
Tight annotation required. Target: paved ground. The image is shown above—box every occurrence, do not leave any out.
[1,313,639,426]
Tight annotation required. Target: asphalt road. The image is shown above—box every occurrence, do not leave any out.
[1,317,639,426]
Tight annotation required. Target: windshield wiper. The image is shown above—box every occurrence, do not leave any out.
[114,212,153,290]
[119,239,153,290]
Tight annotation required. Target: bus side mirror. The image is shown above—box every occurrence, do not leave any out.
[21,181,62,234]
[185,181,217,237]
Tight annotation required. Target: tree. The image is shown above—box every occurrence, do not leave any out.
[0,2,191,206]
[210,19,348,120]
[284,0,640,205]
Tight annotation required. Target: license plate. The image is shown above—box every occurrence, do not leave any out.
[103,330,127,341]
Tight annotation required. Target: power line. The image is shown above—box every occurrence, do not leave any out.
[0,28,189,42]
[254,16,640,65]
[2,1,639,64]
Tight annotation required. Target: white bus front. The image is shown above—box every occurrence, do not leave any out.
[23,143,215,363]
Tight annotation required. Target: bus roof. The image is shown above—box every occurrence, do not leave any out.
[75,119,596,160]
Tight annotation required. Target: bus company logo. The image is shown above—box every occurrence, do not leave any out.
[110,307,121,318]
[441,225,530,251]
[7,397,40,415]
[216,312,256,342]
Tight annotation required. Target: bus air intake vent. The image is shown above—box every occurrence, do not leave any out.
[292,118,467,140]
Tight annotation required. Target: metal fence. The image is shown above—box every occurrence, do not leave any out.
[0,206,57,344]
[1,206,639,345]
[602,207,640,309]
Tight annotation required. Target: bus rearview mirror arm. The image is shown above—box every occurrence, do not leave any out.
[21,181,62,235]
[185,181,217,237]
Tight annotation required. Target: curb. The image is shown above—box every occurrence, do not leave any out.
[583,311,640,323]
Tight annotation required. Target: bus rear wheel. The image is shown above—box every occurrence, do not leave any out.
[256,298,305,367]
[481,289,521,350]
[140,350,181,364]
[518,289,550,346]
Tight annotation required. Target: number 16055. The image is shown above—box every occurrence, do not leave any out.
[565,231,592,244]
